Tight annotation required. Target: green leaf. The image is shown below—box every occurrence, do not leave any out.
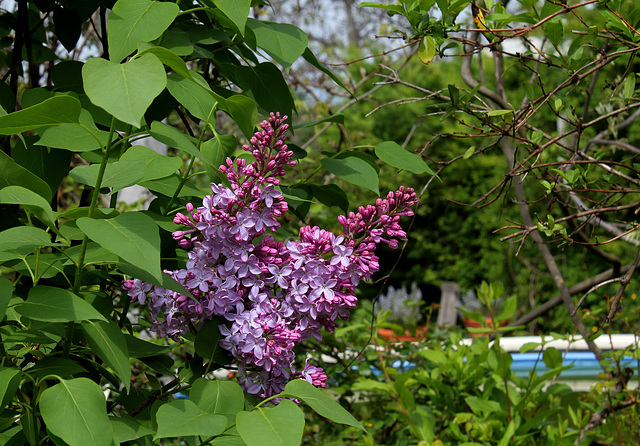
[542,347,563,369]
[190,378,244,419]
[282,380,365,431]
[375,141,434,175]
[234,63,293,123]
[0,226,56,254]
[0,277,11,322]
[36,109,110,152]
[120,145,182,182]
[237,399,304,446]
[62,242,119,267]
[465,396,502,414]
[486,109,514,117]
[496,295,517,322]
[15,286,106,322]
[107,0,179,63]
[28,357,87,379]
[81,320,131,392]
[0,367,22,409]
[544,20,564,47]
[321,156,379,195]
[154,399,228,440]
[0,95,81,135]
[224,94,258,140]
[623,75,636,101]
[194,318,233,365]
[200,131,236,182]
[214,0,251,36]
[110,413,154,443]
[0,186,56,232]
[125,334,171,358]
[137,44,193,79]
[292,113,344,130]
[166,73,218,122]
[69,160,146,192]
[246,19,308,70]
[82,54,167,128]
[39,378,113,446]
[0,148,55,202]
[11,137,72,198]
[302,48,351,95]
[76,212,162,283]
[139,173,202,198]
[309,184,349,213]
[418,35,436,64]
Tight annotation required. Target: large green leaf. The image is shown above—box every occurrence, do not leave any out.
[282,380,365,431]
[11,137,72,198]
[15,286,106,323]
[110,413,154,443]
[139,174,202,198]
[214,0,251,35]
[154,399,228,440]
[39,378,113,446]
[76,212,163,283]
[237,399,304,446]
[246,20,308,70]
[194,318,233,366]
[81,320,131,391]
[82,54,167,127]
[28,357,87,379]
[69,160,146,192]
[120,145,182,182]
[108,0,179,63]
[124,334,171,358]
[166,73,218,122]
[36,109,110,152]
[309,184,349,213]
[0,186,56,231]
[235,63,293,123]
[137,44,193,79]
[0,150,54,201]
[0,226,57,253]
[375,141,434,175]
[321,156,379,195]
[190,379,244,419]
[0,95,81,135]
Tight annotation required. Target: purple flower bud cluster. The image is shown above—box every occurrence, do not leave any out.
[123,112,418,398]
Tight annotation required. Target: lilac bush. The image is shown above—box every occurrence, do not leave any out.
[123,113,418,397]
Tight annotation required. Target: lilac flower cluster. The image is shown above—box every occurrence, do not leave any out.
[123,113,418,398]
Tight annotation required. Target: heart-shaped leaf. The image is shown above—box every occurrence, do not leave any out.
[83,54,166,128]
[108,0,179,63]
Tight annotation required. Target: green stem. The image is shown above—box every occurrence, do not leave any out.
[165,117,209,215]
[65,117,117,359]
[72,116,117,293]
[166,156,197,215]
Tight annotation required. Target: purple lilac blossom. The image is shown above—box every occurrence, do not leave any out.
[122,112,418,398]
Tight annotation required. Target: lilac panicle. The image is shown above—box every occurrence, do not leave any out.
[123,112,417,398]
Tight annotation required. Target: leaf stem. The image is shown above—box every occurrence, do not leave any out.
[65,116,116,359]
